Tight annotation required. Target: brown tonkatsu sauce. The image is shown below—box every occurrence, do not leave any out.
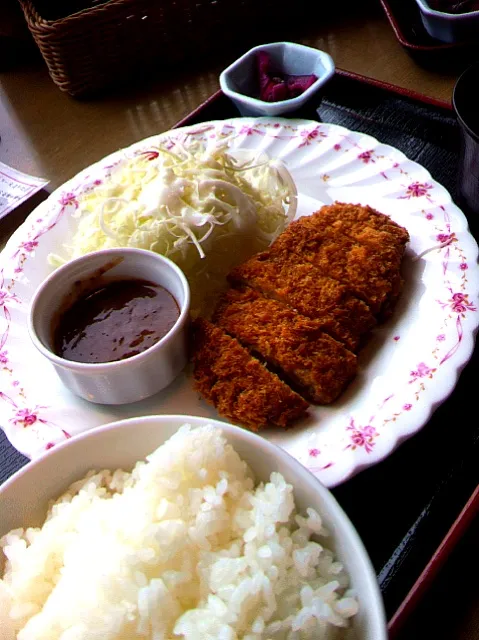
[54,279,179,364]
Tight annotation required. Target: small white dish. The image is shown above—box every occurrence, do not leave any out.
[0,414,388,639]
[414,0,479,43]
[219,42,335,117]
[28,248,190,405]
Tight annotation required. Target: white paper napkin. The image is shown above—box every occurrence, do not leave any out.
[0,161,48,220]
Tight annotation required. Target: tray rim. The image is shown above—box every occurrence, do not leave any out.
[174,68,454,132]
[388,484,479,636]
[329,68,453,110]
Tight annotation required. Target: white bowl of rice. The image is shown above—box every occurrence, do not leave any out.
[0,415,387,640]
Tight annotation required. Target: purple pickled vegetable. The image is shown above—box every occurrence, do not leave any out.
[257,51,318,102]
[257,51,275,98]
[257,51,271,77]
[257,51,287,102]
[285,74,318,98]
[261,78,289,102]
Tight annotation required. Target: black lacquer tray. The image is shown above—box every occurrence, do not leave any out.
[1,69,477,631]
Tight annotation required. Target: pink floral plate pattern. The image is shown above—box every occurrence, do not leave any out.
[1,118,478,487]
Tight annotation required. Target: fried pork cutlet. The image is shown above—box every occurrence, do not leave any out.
[314,202,410,249]
[213,288,357,404]
[191,318,309,431]
[269,217,403,315]
[279,208,405,263]
[296,211,405,268]
[228,254,375,352]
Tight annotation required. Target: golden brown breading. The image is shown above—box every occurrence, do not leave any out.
[191,204,410,429]
[228,254,375,351]
[269,216,402,315]
[314,202,410,247]
[213,288,357,404]
[191,318,309,431]
[298,213,404,270]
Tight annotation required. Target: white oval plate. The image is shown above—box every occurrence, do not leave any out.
[1,118,478,487]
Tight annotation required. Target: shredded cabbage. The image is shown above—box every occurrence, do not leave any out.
[49,139,296,315]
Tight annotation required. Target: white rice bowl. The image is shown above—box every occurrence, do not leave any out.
[0,416,387,640]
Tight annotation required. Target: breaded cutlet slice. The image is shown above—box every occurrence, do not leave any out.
[228,254,375,352]
[296,211,405,267]
[274,212,404,272]
[191,318,309,431]
[213,287,357,404]
[269,218,403,315]
[314,202,410,248]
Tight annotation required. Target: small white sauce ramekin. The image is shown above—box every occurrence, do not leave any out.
[28,248,190,405]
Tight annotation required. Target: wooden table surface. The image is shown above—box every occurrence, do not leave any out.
[0,1,477,638]
[0,3,461,192]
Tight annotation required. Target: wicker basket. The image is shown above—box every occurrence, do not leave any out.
[18,0,278,96]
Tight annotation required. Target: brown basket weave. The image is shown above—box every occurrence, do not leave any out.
[18,0,278,96]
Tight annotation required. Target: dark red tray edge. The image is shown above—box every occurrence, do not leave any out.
[174,90,224,129]
[388,485,479,637]
[334,69,453,111]
[172,69,474,630]
[173,68,453,131]
[379,0,464,52]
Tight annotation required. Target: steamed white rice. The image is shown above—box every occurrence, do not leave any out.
[0,425,358,639]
